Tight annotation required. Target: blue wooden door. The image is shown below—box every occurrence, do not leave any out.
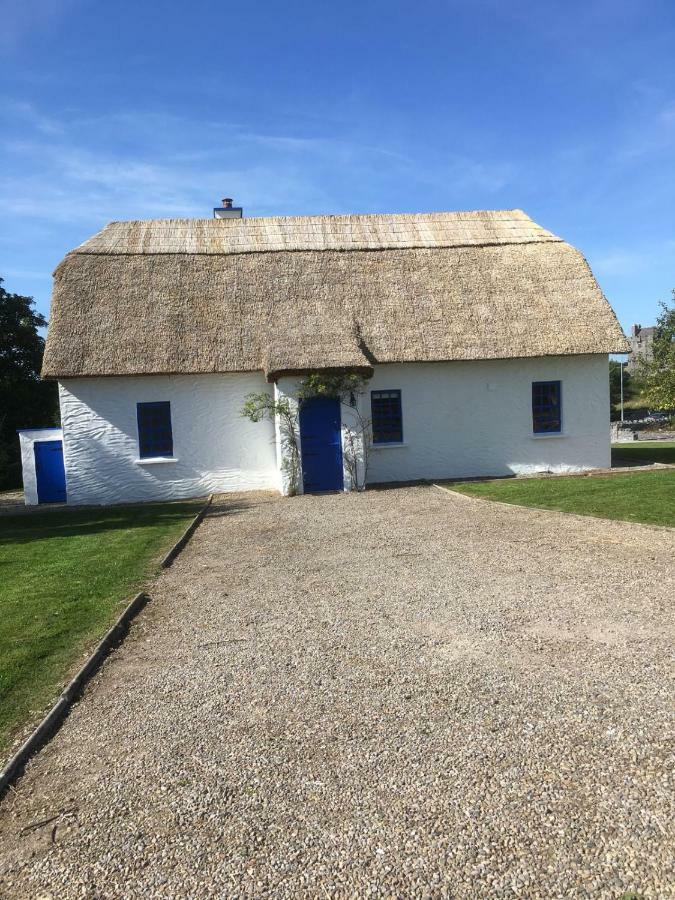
[34,440,67,503]
[299,396,344,493]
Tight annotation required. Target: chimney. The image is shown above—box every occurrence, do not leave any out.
[213,196,243,219]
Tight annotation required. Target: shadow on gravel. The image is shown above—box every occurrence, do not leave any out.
[206,500,265,519]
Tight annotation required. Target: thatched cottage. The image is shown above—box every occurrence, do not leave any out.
[32,209,628,505]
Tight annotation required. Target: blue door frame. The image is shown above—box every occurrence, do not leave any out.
[34,440,67,503]
[299,396,344,493]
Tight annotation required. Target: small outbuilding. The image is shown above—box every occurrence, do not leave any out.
[36,208,629,505]
[18,428,67,505]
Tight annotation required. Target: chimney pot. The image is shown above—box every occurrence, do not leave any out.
[214,197,242,219]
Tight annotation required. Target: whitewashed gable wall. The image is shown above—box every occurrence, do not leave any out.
[59,374,277,505]
[360,355,610,484]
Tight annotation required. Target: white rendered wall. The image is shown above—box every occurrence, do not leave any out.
[19,428,64,505]
[274,378,304,495]
[59,374,278,505]
[360,355,611,484]
[339,400,367,491]
[274,377,366,494]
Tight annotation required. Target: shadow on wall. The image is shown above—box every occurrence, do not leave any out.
[65,411,271,503]
[63,430,195,504]
[61,375,278,504]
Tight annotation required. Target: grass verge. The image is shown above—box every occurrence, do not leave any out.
[0,500,202,754]
[445,470,675,528]
[612,441,675,466]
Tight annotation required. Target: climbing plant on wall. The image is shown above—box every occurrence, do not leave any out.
[241,370,373,494]
[240,393,301,495]
[298,372,372,491]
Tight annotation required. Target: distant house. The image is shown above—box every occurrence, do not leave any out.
[33,208,628,505]
[627,323,656,373]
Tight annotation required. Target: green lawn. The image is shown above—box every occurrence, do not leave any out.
[447,470,675,528]
[612,441,675,466]
[0,501,202,753]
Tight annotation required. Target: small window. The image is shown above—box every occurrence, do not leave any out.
[137,401,173,458]
[371,390,403,443]
[532,381,562,433]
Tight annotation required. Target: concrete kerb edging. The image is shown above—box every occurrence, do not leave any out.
[0,493,214,796]
[160,493,213,568]
[0,591,150,796]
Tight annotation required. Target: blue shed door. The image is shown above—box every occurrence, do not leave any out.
[299,396,344,493]
[34,440,67,503]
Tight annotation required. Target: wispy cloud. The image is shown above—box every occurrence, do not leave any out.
[590,239,675,277]
[0,100,515,227]
[611,98,675,163]
[0,0,77,51]
[0,100,64,135]
[592,250,650,276]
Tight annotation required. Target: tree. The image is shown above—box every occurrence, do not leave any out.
[608,359,633,411]
[0,278,59,489]
[640,291,675,411]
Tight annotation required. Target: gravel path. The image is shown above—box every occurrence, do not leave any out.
[1,486,673,898]
[0,491,25,515]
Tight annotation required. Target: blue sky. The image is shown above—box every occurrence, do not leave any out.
[1,0,674,335]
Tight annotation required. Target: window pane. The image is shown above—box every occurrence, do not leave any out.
[371,390,403,443]
[137,402,173,457]
[532,381,561,433]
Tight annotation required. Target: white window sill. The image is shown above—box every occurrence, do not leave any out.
[369,442,408,450]
[531,433,567,440]
[134,457,179,465]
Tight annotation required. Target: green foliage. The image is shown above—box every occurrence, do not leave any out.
[608,360,633,409]
[298,372,371,490]
[0,500,201,750]
[241,392,292,423]
[241,392,300,494]
[448,470,675,528]
[640,292,675,410]
[242,371,373,493]
[297,372,368,404]
[0,277,59,489]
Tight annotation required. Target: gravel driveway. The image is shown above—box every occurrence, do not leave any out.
[1,486,673,898]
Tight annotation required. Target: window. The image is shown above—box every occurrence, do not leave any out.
[137,402,173,458]
[371,390,403,443]
[532,381,562,433]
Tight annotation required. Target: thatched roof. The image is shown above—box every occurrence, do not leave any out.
[42,210,629,380]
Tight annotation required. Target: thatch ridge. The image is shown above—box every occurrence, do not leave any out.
[70,209,562,258]
[43,208,630,380]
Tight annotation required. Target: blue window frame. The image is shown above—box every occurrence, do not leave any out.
[371,390,403,444]
[532,381,562,433]
[137,401,173,458]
